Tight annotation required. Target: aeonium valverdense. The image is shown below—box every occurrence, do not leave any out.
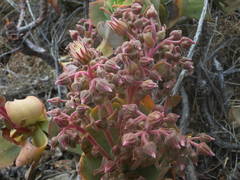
[47,1,215,179]
[0,96,49,167]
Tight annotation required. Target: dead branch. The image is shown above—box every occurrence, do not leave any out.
[1,0,60,69]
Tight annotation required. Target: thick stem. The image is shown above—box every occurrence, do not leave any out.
[64,125,112,160]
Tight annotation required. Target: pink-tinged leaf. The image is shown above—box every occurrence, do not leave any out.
[79,153,102,180]
[16,128,48,166]
[89,0,109,26]
[140,95,155,114]
[0,132,20,168]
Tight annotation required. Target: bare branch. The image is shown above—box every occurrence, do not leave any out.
[18,0,49,33]
[17,0,27,28]
[171,0,209,96]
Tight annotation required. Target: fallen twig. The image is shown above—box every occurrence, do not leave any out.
[180,86,189,134]
[171,0,209,95]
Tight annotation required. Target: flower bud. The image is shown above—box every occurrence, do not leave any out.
[142,141,157,158]
[90,78,114,94]
[147,111,164,124]
[197,133,215,142]
[104,59,120,72]
[143,32,154,48]
[76,24,85,35]
[68,41,93,65]
[139,57,154,66]
[180,37,195,49]
[53,116,69,128]
[71,77,88,91]
[145,5,158,18]
[121,104,139,118]
[170,30,182,40]
[108,17,128,36]
[131,3,142,14]
[163,113,180,123]
[76,104,90,115]
[55,72,72,86]
[197,142,215,156]
[140,80,158,91]
[5,96,47,127]
[156,28,166,41]
[80,90,92,104]
[122,133,138,146]
[69,30,79,40]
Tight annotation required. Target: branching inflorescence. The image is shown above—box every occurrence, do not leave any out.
[48,2,214,179]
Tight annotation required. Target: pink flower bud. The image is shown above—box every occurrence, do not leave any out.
[142,141,157,158]
[80,90,92,104]
[139,57,154,66]
[197,142,215,156]
[145,5,158,18]
[170,30,182,40]
[90,78,114,94]
[121,104,139,118]
[197,133,215,142]
[69,30,79,40]
[53,115,69,128]
[104,59,120,72]
[122,133,138,146]
[131,3,142,14]
[140,80,158,91]
[55,72,72,85]
[163,113,180,123]
[108,17,128,36]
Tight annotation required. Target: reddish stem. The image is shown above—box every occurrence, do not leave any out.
[87,65,95,79]
[65,125,112,160]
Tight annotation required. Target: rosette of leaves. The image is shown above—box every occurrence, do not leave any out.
[48,1,214,179]
[0,96,49,167]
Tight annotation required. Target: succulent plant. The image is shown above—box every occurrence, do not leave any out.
[47,0,214,179]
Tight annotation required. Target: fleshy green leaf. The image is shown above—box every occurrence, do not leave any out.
[85,125,112,155]
[165,0,204,27]
[32,127,48,147]
[79,153,102,180]
[89,0,110,26]
[97,22,125,49]
[0,133,20,168]
[48,118,60,138]
[135,165,161,180]
[39,119,50,133]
